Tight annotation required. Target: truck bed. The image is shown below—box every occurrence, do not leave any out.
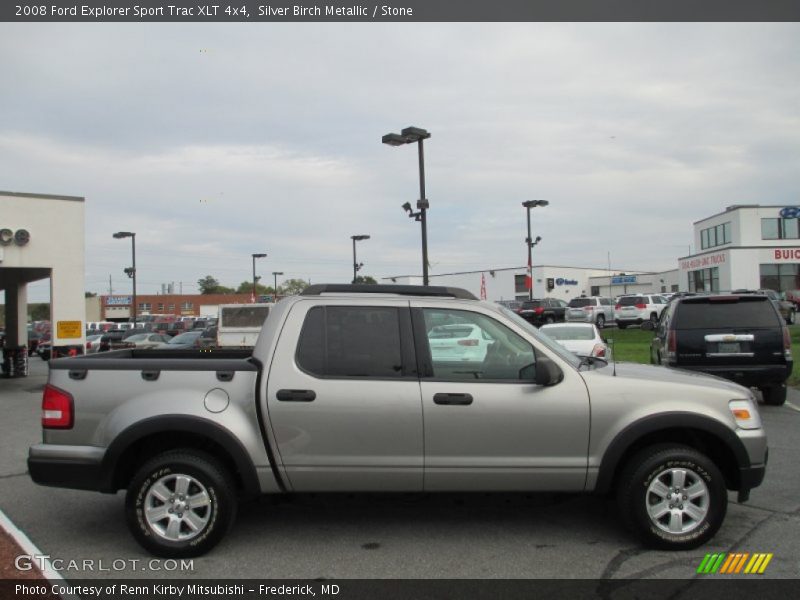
[49,348,255,372]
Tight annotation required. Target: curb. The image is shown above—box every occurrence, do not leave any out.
[0,506,81,599]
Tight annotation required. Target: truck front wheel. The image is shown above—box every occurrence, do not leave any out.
[125,449,237,558]
[617,444,727,550]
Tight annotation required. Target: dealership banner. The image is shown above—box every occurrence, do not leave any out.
[3,578,798,600]
[3,0,800,22]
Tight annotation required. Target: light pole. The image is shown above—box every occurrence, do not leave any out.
[351,235,370,283]
[383,125,431,286]
[252,253,267,302]
[522,200,549,300]
[112,231,137,324]
[272,271,283,299]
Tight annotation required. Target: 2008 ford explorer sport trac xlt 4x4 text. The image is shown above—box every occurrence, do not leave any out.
[29,285,768,557]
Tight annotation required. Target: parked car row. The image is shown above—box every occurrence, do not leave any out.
[511,294,670,330]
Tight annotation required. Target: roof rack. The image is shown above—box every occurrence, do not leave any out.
[301,284,478,300]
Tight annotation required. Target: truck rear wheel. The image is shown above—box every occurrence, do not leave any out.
[617,444,727,550]
[125,449,237,558]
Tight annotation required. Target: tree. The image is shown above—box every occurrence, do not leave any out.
[85,291,97,298]
[198,275,220,294]
[354,275,377,284]
[197,275,235,295]
[281,278,309,296]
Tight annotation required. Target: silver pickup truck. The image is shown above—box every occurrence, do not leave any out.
[29,284,768,558]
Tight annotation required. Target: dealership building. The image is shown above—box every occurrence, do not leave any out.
[678,204,800,293]
[1,191,86,371]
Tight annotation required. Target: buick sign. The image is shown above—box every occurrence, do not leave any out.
[779,206,800,219]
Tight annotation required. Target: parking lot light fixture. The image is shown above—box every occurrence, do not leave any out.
[252,253,267,302]
[113,231,137,325]
[272,271,284,298]
[383,125,431,286]
[521,200,549,300]
[351,235,371,283]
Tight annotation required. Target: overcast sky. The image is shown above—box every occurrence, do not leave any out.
[2,23,799,302]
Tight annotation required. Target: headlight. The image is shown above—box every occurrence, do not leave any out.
[729,399,762,430]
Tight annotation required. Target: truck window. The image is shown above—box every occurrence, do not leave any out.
[219,305,271,328]
[296,306,404,379]
[421,308,535,381]
[675,298,780,329]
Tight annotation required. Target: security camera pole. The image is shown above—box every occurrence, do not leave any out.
[522,200,549,300]
[113,231,137,325]
[383,126,431,285]
[351,235,370,283]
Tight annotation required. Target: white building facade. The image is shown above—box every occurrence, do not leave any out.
[385,265,677,302]
[678,204,800,293]
[1,191,86,361]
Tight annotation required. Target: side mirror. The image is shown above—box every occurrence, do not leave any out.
[641,321,655,331]
[533,356,563,386]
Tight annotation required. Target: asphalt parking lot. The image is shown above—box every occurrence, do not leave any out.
[1,358,798,581]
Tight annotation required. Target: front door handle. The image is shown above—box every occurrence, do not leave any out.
[276,389,316,402]
[433,393,473,406]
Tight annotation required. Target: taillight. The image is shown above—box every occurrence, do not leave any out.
[583,306,593,312]
[534,307,545,314]
[42,384,74,429]
[783,326,792,360]
[635,303,647,309]
[591,344,606,357]
[458,339,479,346]
[86,342,92,349]
[615,304,621,310]
[666,330,677,362]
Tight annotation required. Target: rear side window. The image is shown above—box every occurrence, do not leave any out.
[674,299,781,329]
[568,298,593,308]
[618,296,645,306]
[296,306,404,378]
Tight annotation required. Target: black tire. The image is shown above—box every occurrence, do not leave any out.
[649,313,659,327]
[617,444,727,551]
[126,449,237,558]
[760,383,787,406]
[596,315,605,329]
[545,315,555,325]
[787,311,795,325]
[617,323,628,330]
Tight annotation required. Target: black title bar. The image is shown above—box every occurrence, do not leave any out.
[3,0,800,22]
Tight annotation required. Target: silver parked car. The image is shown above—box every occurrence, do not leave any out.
[565,296,615,328]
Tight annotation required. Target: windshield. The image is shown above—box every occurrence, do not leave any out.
[497,306,582,368]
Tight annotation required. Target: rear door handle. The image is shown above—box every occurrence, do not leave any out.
[276,389,317,402]
[433,393,473,406]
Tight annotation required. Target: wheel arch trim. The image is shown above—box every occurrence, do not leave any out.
[594,412,750,494]
[102,415,261,495]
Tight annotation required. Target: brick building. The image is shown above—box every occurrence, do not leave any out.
[100,293,254,321]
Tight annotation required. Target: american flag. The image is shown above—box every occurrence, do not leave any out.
[480,273,487,300]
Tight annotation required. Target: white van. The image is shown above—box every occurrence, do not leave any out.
[217,303,273,347]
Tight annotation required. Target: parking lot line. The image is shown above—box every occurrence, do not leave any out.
[785,401,800,413]
[0,506,66,584]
